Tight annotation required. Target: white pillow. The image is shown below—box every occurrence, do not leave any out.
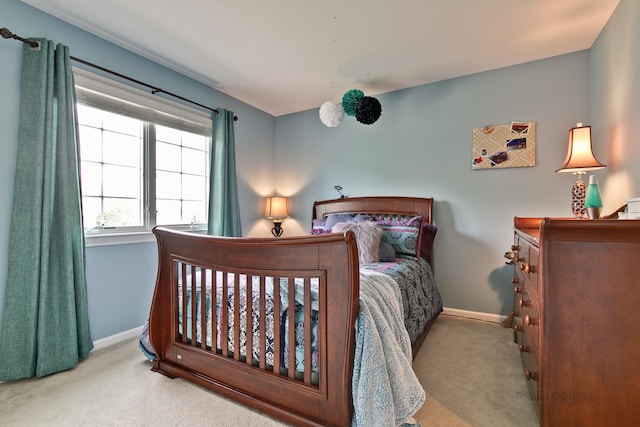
[332,221,383,264]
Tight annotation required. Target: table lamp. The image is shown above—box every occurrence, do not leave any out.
[264,196,289,237]
[555,123,606,218]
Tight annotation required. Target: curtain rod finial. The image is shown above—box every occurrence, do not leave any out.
[1,27,39,48]
[1,27,14,39]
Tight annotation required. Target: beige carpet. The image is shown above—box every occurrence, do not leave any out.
[0,315,538,426]
[413,315,538,427]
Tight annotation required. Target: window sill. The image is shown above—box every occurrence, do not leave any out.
[84,227,207,247]
[85,232,156,247]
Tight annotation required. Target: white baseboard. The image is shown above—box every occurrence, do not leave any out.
[92,325,143,352]
[442,307,506,324]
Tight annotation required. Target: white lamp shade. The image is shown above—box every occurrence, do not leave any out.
[264,196,289,219]
[556,125,606,173]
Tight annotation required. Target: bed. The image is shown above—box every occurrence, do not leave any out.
[143,196,443,427]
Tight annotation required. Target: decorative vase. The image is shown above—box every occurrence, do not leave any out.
[584,175,603,219]
[571,174,587,218]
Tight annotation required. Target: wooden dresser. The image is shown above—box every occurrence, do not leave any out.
[509,217,640,426]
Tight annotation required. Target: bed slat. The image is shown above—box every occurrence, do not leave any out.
[199,268,207,350]
[287,277,295,378]
[259,276,266,369]
[233,272,240,360]
[304,278,312,384]
[245,274,253,366]
[221,272,228,356]
[189,265,197,346]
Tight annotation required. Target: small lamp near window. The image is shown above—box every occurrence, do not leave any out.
[556,124,606,218]
[264,196,289,237]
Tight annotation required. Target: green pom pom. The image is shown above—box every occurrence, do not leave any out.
[342,89,364,116]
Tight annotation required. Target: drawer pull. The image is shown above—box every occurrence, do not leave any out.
[524,264,536,274]
[514,285,522,294]
[525,369,538,381]
[511,245,519,251]
[524,315,536,326]
[511,277,519,284]
[519,344,528,353]
[514,325,522,332]
[519,298,529,308]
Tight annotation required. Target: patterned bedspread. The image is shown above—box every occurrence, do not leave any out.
[360,256,443,347]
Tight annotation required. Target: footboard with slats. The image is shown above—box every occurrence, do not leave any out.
[149,228,360,427]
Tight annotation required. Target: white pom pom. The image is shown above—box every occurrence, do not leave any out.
[319,101,344,127]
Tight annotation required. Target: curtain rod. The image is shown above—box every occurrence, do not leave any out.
[1,27,238,121]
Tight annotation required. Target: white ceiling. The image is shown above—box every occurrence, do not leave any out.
[22,0,619,117]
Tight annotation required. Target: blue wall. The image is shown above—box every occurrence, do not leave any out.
[1,0,638,342]
[0,0,277,340]
[276,0,640,317]
[590,0,640,207]
[275,53,591,316]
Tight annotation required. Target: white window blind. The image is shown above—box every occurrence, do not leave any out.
[73,67,212,137]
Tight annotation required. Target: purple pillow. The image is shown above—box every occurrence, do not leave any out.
[311,218,330,235]
[419,223,438,257]
[323,213,371,231]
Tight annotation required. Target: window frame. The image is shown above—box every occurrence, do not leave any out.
[73,68,212,247]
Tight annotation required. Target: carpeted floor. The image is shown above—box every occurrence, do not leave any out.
[0,314,538,426]
[413,315,538,427]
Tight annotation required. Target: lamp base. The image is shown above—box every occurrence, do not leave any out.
[571,174,587,219]
[271,221,283,237]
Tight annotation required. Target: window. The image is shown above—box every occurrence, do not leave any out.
[74,68,212,245]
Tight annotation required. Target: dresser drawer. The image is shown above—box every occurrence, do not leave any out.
[511,283,524,344]
[520,324,540,413]
[527,245,539,300]
[519,285,540,354]
[514,238,539,301]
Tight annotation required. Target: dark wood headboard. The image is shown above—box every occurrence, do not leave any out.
[311,196,435,268]
[312,196,433,224]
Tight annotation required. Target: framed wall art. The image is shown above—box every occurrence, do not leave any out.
[472,121,536,170]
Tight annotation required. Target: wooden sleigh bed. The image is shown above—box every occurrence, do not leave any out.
[145,196,443,426]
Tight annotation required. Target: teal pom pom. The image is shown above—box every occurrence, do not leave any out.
[342,89,364,116]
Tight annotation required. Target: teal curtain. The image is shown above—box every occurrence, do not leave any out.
[0,40,93,380]
[207,109,242,237]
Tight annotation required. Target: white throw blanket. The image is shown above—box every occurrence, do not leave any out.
[352,268,425,427]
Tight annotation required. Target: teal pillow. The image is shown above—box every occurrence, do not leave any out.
[375,215,423,257]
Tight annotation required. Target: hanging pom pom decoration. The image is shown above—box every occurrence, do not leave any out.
[320,90,383,126]
[355,96,382,125]
[319,101,345,127]
[342,89,364,116]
